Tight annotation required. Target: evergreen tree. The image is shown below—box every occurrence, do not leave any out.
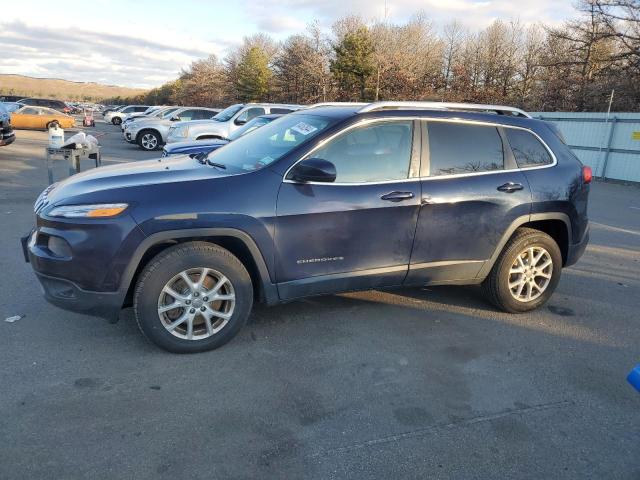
[234,46,272,102]
[330,27,376,101]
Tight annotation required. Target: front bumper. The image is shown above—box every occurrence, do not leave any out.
[22,212,146,321]
[124,131,136,142]
[0,123,15,146]
[34,271,125,321]
[566,225,589,267]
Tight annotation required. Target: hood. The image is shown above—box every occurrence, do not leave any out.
[128,118,170,129]
[43,155,231,207]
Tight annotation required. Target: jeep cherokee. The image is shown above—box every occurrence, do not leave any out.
[23,102,591,353]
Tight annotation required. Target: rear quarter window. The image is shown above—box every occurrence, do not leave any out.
[505,128,553,168]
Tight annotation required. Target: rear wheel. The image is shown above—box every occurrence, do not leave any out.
[134,242,253,353]
[137,130,161,150]
[46,121,59,129]
[482,228,562,313]
[112,116,122,125]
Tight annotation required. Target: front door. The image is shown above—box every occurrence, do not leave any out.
[275,119,421,300]
[406,120,532,284]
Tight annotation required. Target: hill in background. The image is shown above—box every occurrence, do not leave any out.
[0,74,147,101]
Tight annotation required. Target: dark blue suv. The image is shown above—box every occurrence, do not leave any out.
[23,102,591,353]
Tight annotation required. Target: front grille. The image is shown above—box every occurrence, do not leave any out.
[34,183,57,214]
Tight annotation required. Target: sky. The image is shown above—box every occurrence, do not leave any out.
[0,0,577,89]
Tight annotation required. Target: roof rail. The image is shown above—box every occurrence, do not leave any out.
[358,101,531,118]
[304,102,369,109]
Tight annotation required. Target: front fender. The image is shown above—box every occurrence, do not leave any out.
[116,227,279,306]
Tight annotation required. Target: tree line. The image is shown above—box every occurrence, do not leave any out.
[105,0,640,112]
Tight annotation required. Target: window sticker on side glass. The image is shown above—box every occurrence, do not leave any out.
[291,122,317,136]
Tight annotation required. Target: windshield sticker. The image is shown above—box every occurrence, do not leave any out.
[291,122,317,136]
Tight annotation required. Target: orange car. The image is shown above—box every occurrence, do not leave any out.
[11,106,75,130]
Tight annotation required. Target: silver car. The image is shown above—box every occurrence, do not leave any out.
[124,107,221,150]
[121,106,180,132]
[166,103,302,144]
[104,105,151,125]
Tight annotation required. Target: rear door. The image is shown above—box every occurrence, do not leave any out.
[275,119,422,299]
[406,120,531,284]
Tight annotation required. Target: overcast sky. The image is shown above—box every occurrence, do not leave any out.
[0,0,576,89]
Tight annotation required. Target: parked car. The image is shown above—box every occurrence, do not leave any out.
[121,106,180,132]
[23,101,591,353]
[0,103,15,146]
[0,95,25,102]
[10,106,75,130]
[166,103,302,143]
[104,105,151,125]
[123,106,163,123]
[162,114,282,157]
[124,107,221,150]
[17,98,71,114]
[0,102,22,113]
[103,105,123,115]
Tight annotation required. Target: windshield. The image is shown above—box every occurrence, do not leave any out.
[212,104,243,122]
[159,107,179,118]
[228,116,273,141]
[206,114,334,173]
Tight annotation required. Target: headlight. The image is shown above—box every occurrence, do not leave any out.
[47,203,128,218]
[170,125,188,138]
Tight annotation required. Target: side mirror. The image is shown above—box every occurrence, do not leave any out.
[170,116,180,121]
[288,158,336,183]
[234,117,247,125]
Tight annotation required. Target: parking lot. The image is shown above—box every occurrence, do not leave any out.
[0,116,639,479]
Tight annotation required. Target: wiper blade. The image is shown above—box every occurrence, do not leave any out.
[206,159,226,169]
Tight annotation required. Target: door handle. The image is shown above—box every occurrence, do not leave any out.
[381,191,414,202]
[497,182,524,193]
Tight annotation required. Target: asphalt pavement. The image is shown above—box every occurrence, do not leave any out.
[0,116,638,479]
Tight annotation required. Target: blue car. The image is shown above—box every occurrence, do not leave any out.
[162,114,282,157]
[23,102,591,353]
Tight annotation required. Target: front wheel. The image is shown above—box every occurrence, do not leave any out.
[133,242,253,353]
[137,130,161,150]
[482,228,562,313]
[112,116,122,125]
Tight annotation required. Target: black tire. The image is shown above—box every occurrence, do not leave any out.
[482,227,562,313]
[112,116,122,125]
[46,121,59,129]
[137,129,161,150]
[133,242,253,353]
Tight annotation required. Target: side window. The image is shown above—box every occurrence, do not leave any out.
[175,109,197,121]
[270,108,293,114]
[505,128,553,168]
[193,109,215,120]
[313,121,413,183]
[134,106,148,112]
[236,107,266,123]
[21,107,38,115]
[122,107,135,113]
[427,122,504,176]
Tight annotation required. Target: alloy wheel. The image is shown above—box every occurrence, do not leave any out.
[508,246,553,302]
[157,268,236,340]
[141,133,158,150]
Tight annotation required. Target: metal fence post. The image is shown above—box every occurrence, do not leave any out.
[600,117,618,180]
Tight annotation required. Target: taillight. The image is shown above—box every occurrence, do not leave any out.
[582,166,592,184]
